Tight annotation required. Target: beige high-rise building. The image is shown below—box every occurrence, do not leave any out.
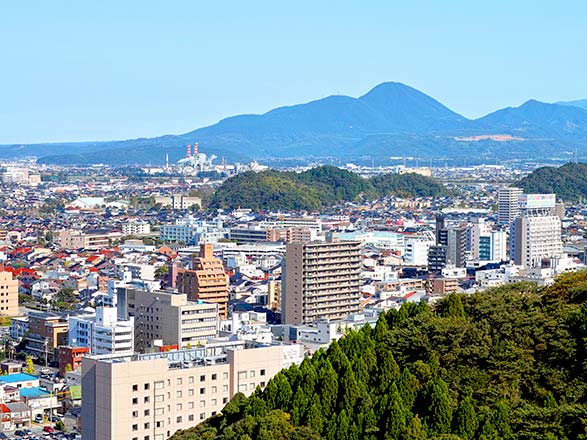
[0,270,18,316]
[177,244,229,319]
[81,341,304,440]
[122,288,218,353]
[282,239,361,325]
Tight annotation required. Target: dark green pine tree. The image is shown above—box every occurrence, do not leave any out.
[377,349,401,391]
[397,367,420,409]
[453,388,478,440]
[305,401,324,434]
[425,378,453,436]
[384,383,407,440]
[491,400,512,439]
[316,358,338,419]
[440,294,466,318]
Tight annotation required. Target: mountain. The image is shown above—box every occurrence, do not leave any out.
[171,272,587,440]
[516,162,587,201]
[556,99,587,111]
[475,99,587,139]
[4,82,587,165]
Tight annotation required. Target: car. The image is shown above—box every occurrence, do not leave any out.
[35,413,44,422]
[43,426,55,433]
[14,430,26,436]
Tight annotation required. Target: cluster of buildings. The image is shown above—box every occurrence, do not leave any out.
[0,160,586,438]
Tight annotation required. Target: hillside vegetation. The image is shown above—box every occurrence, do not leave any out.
[209,166,450,211]
[517,162,587,201]
[172,271,587,440]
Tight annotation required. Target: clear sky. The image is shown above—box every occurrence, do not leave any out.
[1,0,586,144]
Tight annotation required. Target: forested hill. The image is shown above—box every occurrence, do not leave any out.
[517,162,587,201]
[171,271,587,440]
[209,166,450,211]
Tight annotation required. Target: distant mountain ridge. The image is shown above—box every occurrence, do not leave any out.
[3,82,587,165]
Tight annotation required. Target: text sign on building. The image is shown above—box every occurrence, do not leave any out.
[518,194,556,209]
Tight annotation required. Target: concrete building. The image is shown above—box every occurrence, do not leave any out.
[176,244,229,319]
[404,237,434,266]
[82,342,304,440]
[58,229,112,249]
[159,219,223,245]
[510,194,563,269]
[122,221,151,236]
[24,313,69,362]
[68,307,134,356]
[498,187,523,224]
[120,288,219,353]
[0,270,18,316]
[282,239,361,325]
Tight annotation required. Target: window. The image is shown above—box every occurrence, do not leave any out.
[260,369,266,376]
[132,424,138,431]
[144,423,150,430]
[188,389,194,396]
[188,376,194,384]
[156,421,163,428]
[188,414,194,422]
[223,397,228,404]
[200,400,206,408]
[211,398,217,406]
[176,416,182,424]
[211,373,217,380]
[238,384,247,392]
[238,371,247,380]
[223,372,229,380]
[199,388,205,395]
[132,384,138,392]
[144,383,150,390]
[222,385,228,392]
[176,378,182,385]
[155,381,164,390]
[144,410,150,416]
[144,436,150,440]
[132,398,138,405]
[200,413,206,420]
[144,396,150,403]
[211,386,217,394]
[155,408,164,416]
[200,375,205,382]
[176,403,182,411]
[250,383,256,390]
[249,370,255,378]
[177,391,182,398]
[132,411,138,418]
[155,395,164,403]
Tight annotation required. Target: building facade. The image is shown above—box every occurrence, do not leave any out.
[82,342,304,440]
[498,187,523,224]
[176,244,229,319]
[0,271,18,316]
[121,288,218,353]
[282,239,361,325]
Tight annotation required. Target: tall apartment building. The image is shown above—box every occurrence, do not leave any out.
[498,187,523,224]
[0,270,18,316]
[82,342,304,440]
[510,194,562,268]
[282,239,361,325]
[68,307,134,356]
[176,244,229,319]
[119,288,218,353]
[430,214,466,271]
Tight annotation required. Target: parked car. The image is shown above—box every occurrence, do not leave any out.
[35,413,44,422]
[43,426,55,433]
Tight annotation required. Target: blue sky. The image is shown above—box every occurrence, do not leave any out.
[1,1,586,143]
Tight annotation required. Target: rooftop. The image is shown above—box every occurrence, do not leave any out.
[0,373,38,384]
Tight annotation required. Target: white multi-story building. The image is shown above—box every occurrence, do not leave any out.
[404,237,434,266]
[159,218,224,244]
[122,221,151,236]
[510,194,562,269]
[498,187,523,224]
[69,307,134,356]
